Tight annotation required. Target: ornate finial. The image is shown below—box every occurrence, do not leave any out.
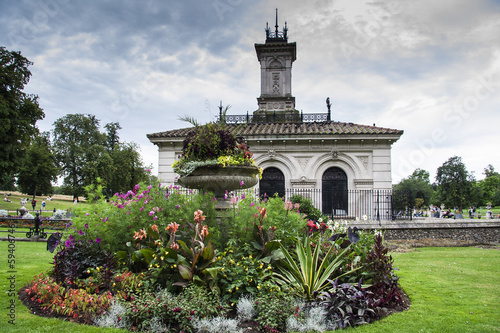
[265,9,288,42]
[326,97,332,121]
[275,8,279,36]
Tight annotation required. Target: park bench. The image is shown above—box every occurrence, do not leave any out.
[0,217,68,239]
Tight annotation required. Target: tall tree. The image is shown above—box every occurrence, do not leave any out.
[435,156,475,210]
[104,122,122,151]
[393,168,434,208]
[0,46,45,185]
[478,165,500,205]
[51,114,105,199]
[107,142,149,196]
[17,132,59,197]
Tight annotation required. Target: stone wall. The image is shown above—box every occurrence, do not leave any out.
[353,219,500,245]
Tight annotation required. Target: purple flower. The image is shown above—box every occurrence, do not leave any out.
[165,193,170,198]
[175,205,180,209]
[153,216,158,221]
[140,206,144,211]
[78,230,83,235]
[126,211,131,214]
[69,234,74,241]
[241,194,246,200]
[102,217,108,222]
[149,211,155,216]
[85,213,89,216]
[95,237,101,243]
[250,202,255,207]
[84,223,88,229]
[117,204,124,209]
[65,240,72,247]
[240,181,244,186]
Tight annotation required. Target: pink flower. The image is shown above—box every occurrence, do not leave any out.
[140,206,144,211]
[149,211,155,216]
[95,237,101,243]
[240,180,244,186]
[153,216,158,221]
[85,213,89,216]
[250,202,255,207]
[230,196,238,205]
[170,242,179,251]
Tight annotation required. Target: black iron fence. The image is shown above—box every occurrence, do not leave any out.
[171,187,412,221]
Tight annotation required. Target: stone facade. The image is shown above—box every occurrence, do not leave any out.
[147,18,403,215]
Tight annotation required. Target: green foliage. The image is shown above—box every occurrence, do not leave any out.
[435,156,475,209]
[290,194,323,221]
[213,245,276,304]
[121,285,227,333]
[0,46,45,182]
[253,288,296,332]
[275,236,359,300]
[478,165,500,206]
[172,122,259,177]
[365,234,403,308]
[315,279,377,329]
[26,272,114,322]
[16,132,59,196]
[223,194,305,251]
[51,115,148,199]
[393,168,434,208]
[51,228,116,289]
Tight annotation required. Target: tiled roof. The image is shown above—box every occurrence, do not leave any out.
[147,121,403,140]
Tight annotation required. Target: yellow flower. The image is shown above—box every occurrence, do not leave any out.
[174,264,177,268]
[245,268,248,271]
[96,267,100,272]
[257,285,261,289]
[249,255,252,259]
[161,256,164,260]
[112,283,116,287]
[87,269,90,274]
[235,286,239,290]
[228,289,232,293]
[222,268,225,272]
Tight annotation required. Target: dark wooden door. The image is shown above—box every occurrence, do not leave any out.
[322,167,348,215]
[259,167,285,198]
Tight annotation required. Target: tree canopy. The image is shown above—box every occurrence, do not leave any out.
[0,46,45,187]
[435,156,475,210]
[51,114,148,198]
[17,132,59,197]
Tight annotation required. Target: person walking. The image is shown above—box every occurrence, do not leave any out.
[31,198,37,211]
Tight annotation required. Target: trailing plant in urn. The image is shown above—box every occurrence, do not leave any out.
[172,121,261,177]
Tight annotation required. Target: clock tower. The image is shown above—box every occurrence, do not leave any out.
[255,9,297,112]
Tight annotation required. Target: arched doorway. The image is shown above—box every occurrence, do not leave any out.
[322,167,348,216]
[259,167,285,198]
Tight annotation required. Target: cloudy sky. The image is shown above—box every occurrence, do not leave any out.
[1,0,499,183]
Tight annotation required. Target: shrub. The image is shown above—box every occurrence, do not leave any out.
[0,209,8,217]
[366,233,403,307]
[315,279,376,329]
[52,232,115,289]
[121,285,228,332]
[213,244,275,304]
[254,288,296,332]
[290,195,323,222]
[25,273,113,322]
[236,295,255,321]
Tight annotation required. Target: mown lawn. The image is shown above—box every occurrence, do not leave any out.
[1,242,499,332]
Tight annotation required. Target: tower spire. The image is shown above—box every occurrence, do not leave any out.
[275,8,279,37]
[265,8,288,43]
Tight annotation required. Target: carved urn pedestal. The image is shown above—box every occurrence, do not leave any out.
[177,165,259,209]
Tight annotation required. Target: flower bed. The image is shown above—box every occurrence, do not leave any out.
[21,180,408,332]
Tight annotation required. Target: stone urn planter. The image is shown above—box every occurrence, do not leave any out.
[177,165,259,208]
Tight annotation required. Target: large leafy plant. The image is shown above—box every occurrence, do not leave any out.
[315,279,377,329]
[172,122,261,177]
[275,236,361,300]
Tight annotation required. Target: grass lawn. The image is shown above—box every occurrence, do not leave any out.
[0,194,90,217]
[1,242,499,332]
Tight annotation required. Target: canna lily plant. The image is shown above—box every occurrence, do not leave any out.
[274,236,362,300]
